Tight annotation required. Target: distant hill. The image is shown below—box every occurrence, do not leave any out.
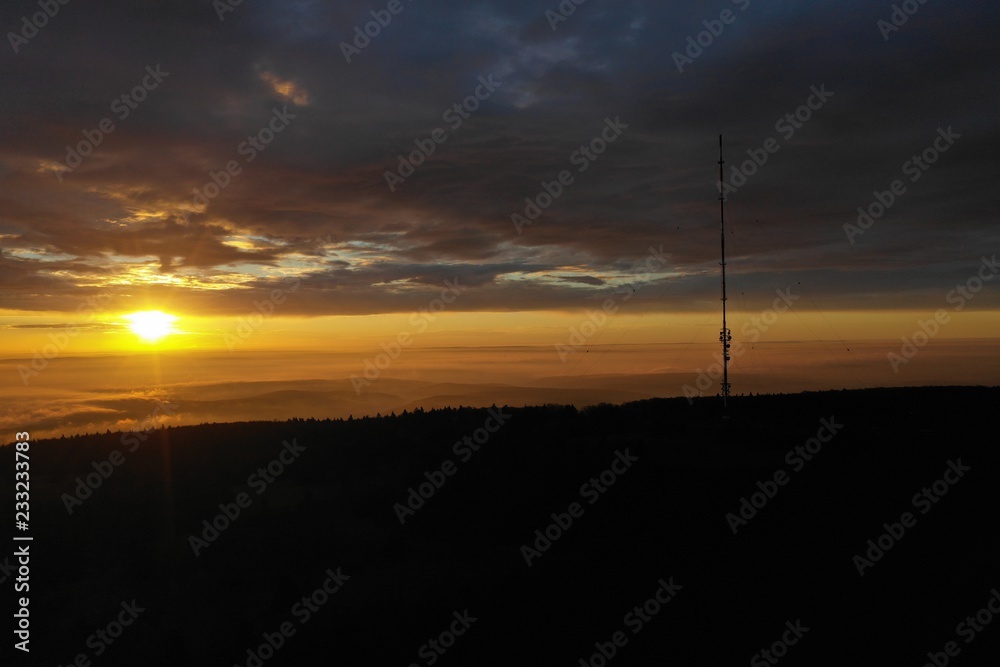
[3,386,998,665]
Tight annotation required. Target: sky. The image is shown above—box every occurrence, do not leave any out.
[1,0,998,437]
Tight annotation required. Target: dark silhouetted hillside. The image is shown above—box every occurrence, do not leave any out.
[2,386,998,665]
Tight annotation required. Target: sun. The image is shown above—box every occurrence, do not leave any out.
[125,310,177,342]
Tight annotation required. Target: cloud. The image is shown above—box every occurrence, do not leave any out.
[3,322,119,331]
[550,275,606,286]
[258,69,310,106]
[0,0,997,317]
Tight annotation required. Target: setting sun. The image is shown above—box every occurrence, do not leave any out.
[125,310,177,342]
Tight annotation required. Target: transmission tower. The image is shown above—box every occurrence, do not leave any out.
[718,135,732,410]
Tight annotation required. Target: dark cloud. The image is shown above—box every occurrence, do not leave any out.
[4,322,118,331]
[551,275,606,286]
[1,0,997,316]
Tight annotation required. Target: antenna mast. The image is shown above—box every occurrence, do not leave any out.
[718,135,732,410]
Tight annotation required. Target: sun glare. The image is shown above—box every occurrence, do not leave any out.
[125,310,177,342]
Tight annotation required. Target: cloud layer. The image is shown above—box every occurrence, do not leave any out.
[1,0,997,317]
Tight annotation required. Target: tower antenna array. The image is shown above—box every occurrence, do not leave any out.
[718,135,732,409]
